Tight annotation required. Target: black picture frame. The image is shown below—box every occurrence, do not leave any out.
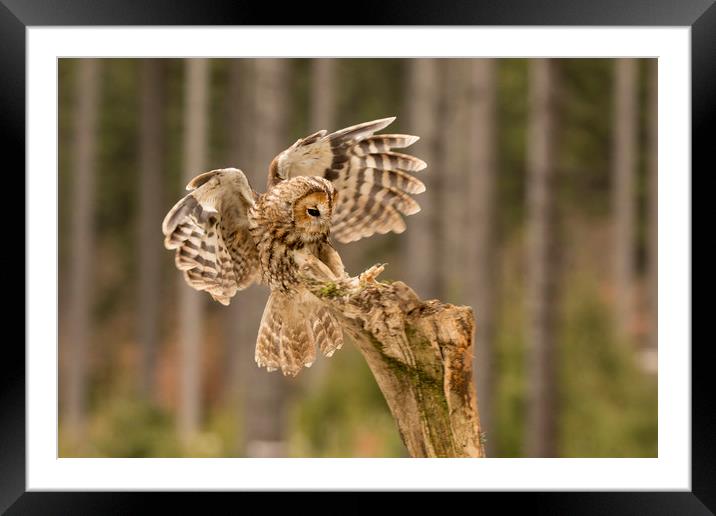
[6,0,709,512]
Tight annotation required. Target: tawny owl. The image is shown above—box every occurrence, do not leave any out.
[162,117,426,376]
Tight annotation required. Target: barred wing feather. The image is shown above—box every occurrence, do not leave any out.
[162,168,260,305]
[272,117,427,243]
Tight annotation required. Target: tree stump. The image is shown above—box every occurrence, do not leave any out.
[307,265,485,458]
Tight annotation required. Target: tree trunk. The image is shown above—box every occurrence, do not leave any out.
[525,58,558,457]
[405,58,440,300]
[65,59,101,447]
[613,59,638,338]
[465,58,497,455]
[178,58,210,444]
[137,59,165,402]
[646,59,658,371]
[310,59,337,132]
[307,265,485,458]
[439,59,469,302]
[243,59,290,457]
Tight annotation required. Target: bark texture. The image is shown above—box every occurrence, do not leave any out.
[308,265,485,458]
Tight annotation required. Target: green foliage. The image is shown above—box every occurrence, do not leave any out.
[203,404,244,457]
[558,273,657,457]
[87,398,180,457]
[493,230,657,457]
[493,235,527,457]
[69,394,244,458]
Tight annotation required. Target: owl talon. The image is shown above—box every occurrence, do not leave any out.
[359,263,386,285]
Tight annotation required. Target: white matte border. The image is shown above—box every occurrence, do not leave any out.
[27,27,691,490]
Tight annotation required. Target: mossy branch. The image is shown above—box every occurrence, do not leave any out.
[306,264,485,458]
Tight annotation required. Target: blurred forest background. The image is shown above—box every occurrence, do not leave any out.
[58,58,657,458]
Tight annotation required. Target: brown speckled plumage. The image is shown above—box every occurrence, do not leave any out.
[162,117,426,375]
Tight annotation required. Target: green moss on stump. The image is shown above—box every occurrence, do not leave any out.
[318,281,346,298]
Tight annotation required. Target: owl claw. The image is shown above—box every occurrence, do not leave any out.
[359,263,386,285]
[305,361,314,368]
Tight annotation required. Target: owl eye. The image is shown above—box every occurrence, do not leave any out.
[307,208,320,217]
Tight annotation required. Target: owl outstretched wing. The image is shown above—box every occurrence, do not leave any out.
[162,168,260,305]
[268,117,427,243]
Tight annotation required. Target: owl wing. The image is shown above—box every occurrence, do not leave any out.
[270,117,427,243]
[162,168,260,305]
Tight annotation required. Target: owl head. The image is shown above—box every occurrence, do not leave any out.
[287,176,335,241]
[251,175,337,245]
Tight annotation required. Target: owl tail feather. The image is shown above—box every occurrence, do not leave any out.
[255,291,343,377]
